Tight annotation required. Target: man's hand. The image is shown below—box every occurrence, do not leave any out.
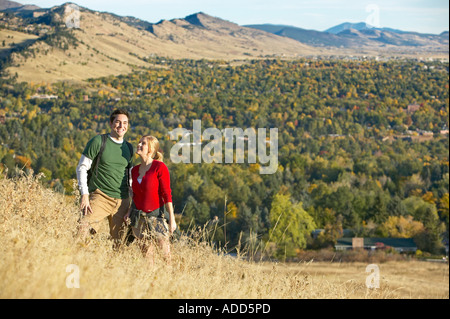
[124,207,131,222]
[80,194,93,215]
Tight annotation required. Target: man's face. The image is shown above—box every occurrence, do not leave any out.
[109,114,128,140]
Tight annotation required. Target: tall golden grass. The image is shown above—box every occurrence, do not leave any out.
[0,171,448,299]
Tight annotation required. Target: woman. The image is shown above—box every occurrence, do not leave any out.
[126,135,177,264]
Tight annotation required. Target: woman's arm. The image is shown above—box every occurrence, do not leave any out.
[158,162,176,234]
[165,202,177,235]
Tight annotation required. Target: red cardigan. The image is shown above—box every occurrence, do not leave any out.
[131,161,172,212]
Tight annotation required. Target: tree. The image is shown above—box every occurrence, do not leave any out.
[378,215,424,238]
[268,191,315,260]
[387,196,408,217]
[403,196,437,223]
[311,212,344,249]
[438,193,449,225]
[421,206,446,253]
[438,193,449,248]
[181,195,210,227]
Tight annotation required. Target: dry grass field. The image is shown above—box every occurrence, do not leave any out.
[0,29,39,59]
[0,171,448,299]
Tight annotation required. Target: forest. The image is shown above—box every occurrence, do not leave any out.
[0,57,448,258]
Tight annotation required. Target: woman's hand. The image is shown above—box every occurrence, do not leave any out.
[165,202,177,235]
[169,219,177,235]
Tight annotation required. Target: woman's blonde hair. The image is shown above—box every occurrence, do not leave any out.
[143,135,163,161]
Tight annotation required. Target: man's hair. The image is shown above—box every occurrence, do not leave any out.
[110,109,130,123]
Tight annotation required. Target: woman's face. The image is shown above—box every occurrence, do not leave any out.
[136,137,152,158]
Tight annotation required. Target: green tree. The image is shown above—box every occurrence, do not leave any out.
[181,195,210,227]
[268,191,315,260]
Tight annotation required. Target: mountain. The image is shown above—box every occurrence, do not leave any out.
[144,12,316,57]
[245,24,354,48]
[326,22,434,36]
[0,0,39,12]
[246,22,449,52]
[0,0,22,10]
[325,22,374,34]
[1,2,448,83]
[1,3,319,83]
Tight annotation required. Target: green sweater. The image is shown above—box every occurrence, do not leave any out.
[83,134,133,199]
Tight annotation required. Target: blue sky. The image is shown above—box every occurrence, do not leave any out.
[23,0,449,34]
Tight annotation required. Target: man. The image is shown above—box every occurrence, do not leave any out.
[76,109,133,246]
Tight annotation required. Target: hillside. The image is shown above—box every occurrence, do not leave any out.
[2,2,448,83]
[1,4,319,83]
[0,28,38,59]
[0,173,448,299]
[147,12,317,58]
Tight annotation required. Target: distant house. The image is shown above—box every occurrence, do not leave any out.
[335,237,417,253]
[407,104,421,114]
[30,94,58,100]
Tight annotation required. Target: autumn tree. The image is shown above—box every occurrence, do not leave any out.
[378,215,424,238]
[268,191,315,260]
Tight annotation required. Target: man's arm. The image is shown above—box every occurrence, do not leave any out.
[76,154,93,215]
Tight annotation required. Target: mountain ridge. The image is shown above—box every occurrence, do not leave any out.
[0,0,39,12]
[1,1,448,83]
[325,21,447,36]
[1,4,320,83]
[246,22,449,50]
[325,22,374,34]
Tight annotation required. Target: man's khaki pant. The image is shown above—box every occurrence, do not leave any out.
[81,189,130,240]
